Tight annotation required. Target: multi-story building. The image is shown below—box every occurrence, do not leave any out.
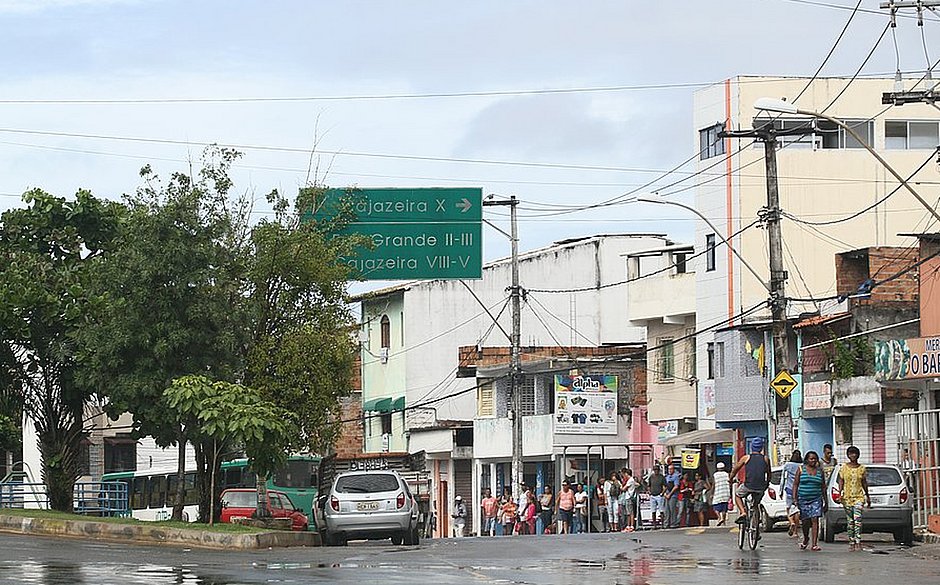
[354,233,668,536]
[625,242,698,439]
[693,76,940,450]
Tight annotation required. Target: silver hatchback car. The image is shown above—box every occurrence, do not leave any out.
[320,470,419,546]
[821,463,914,545]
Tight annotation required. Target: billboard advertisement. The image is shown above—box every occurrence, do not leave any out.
[554,374,618,435]
[874,336,940,381]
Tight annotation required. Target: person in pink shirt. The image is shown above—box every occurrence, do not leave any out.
[556,481,576,534]
[481,488,499,536]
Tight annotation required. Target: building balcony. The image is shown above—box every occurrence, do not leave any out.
[628,271,695,326]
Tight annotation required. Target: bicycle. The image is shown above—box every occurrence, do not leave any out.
[736,490,761,550]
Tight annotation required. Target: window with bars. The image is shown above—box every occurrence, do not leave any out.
[380,315,390,349]
[520,376,536,416]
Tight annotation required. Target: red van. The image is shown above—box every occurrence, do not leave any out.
[220,488,308,531]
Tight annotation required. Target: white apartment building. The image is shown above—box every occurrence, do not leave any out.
[693,76,940,445]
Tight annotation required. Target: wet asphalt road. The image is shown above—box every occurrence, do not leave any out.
[1,527,938,584]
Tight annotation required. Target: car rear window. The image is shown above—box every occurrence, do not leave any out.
[770,470,782,485]
[866,467,902,487]
[335,474,400,494]
[222,491,255,508]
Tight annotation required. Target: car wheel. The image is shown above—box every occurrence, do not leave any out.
[391,533,404,546]
[761,508,774,533]
[821,515,835,544]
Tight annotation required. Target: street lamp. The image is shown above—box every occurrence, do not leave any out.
[753,97,940,224]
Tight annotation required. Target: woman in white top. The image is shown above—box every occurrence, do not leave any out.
[711,462,731,527]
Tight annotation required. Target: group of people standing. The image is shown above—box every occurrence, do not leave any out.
[471,440,873,550]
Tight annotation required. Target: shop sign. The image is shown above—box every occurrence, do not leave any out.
[716,442,735,457]
[554,374,618,435]
[657,420,678,443]
[681,449,700,469]
[802,380,832,412]
[875,336,940,380]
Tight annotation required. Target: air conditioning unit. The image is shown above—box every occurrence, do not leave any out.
[380,347,389,364]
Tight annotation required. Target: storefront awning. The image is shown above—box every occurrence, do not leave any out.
[391,396,405,411]
[662,428,735,447]
[363,397,393,412]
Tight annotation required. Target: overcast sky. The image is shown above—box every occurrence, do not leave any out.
[1,0,935,291]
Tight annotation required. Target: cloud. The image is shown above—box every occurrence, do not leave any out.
[454,94,627,160]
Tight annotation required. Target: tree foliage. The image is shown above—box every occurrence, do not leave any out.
[0,190,121,509]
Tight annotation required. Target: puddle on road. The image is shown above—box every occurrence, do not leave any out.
[0,560,254,585]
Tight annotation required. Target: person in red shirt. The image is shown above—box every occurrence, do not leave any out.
[481,488,499,536]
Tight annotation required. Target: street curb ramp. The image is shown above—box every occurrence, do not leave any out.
[0,514,319,549]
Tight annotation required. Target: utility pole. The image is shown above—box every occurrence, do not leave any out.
[482,195,523,500]
[721,123,813,454]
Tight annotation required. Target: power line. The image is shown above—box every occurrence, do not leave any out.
[793,0,865,104]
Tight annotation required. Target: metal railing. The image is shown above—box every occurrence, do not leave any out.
[1,475,129,518]
[896,409,940,531]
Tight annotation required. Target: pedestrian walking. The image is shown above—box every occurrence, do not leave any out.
[664,463,681,528]
[711,462,731,526]
[821,443,838,475]
[573,483,588,533]
[596,478,609,532]
[481,488,499,536]
[452,495,467,537]
[792,450,828,551]
[556,481,575,534]
[781,450,803,537]
[538,485,554,535]
[838,445,871,551]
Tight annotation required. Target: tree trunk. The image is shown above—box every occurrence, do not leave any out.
[171,436,186,521]
[34,402,83,513]
[256,472,271,519]
[195,442,209,523]
[209,439,217,526]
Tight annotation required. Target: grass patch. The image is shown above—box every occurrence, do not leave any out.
[0,507,263,533]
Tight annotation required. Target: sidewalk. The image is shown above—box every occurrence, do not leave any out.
[0,513,319,549]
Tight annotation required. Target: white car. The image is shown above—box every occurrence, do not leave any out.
[760,467,788,532]
[319,470,420,546]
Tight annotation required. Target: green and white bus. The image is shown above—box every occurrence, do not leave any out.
[101,455,321,528]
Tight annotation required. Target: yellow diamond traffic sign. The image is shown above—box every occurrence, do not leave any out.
[771,370,798,399]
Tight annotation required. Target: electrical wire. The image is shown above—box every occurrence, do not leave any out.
[793,0,864,104]
[781,147,939,226]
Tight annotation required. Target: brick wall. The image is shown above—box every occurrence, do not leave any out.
[332,352,364,458]
[836,246,919,304]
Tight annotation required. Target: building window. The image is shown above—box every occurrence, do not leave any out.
[706,342,715,380]
[705,234,716,272]
[657,337,675,382]
[380,315,390,349]
[520,376,536,416]
[381,412,392,435]
[478,382,495,417]
[753,117,874,149]
[886,120,939,150]
[686,328,696,379]
[699,123,726,160]
[674,252,687,274]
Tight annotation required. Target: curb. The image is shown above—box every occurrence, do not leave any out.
[0,514,319,549]
[916,531,940,545]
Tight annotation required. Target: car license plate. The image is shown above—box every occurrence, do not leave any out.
[357,502,378,511]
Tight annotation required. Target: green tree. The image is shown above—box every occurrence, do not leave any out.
[242,186,362,454]
[0,190,121,510]
[164,375,295,524]
[74,148,248,521]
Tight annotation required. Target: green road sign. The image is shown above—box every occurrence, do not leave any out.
[314,187,483,280]
[317,188,482,223]
[343,222,482,279]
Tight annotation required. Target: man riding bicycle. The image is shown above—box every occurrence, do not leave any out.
[729,437,771,525]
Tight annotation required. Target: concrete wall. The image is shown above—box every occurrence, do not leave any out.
[645,316,697,423]
[921,238,940,337]
[713,328,769,422]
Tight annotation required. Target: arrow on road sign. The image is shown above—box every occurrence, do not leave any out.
[456,198,472,213]
[770,370,798,399]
